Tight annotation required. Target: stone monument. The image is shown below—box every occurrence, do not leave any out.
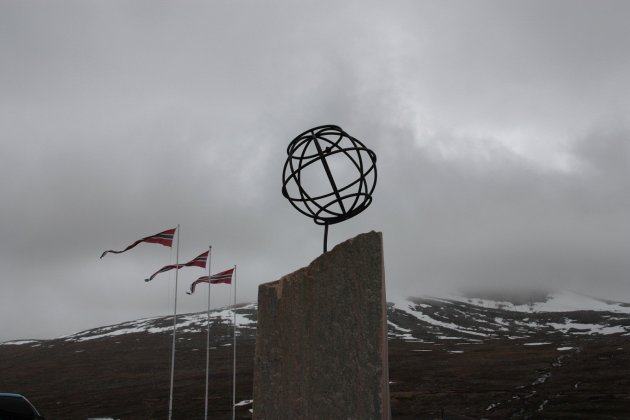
[253,231,389,419]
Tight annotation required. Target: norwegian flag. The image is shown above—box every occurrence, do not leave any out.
[186,268,234,294]
[144,250,209,282]
[100,228,176,259]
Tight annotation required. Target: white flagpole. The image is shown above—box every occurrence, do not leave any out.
[232,265,237,420]
[204,246,212,420]
[168,224,180,420]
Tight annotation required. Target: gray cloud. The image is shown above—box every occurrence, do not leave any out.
[1,0,630,341]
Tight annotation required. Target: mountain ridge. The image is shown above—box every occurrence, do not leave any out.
[2,291,629,419]
[3,290,629,346]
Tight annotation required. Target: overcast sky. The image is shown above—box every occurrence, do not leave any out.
[2,1,630,341]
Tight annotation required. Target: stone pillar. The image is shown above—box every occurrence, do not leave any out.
[253,231,390,420]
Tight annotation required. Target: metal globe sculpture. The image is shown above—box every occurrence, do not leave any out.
[282,125,377,252]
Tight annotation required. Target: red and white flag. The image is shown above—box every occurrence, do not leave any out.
[145,250,209,282]
[100,228,176,259]
[186,268,234,294]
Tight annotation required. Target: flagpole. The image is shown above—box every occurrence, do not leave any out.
[204,246,212,420]
[232,265,237,420]
[168,224,180,420]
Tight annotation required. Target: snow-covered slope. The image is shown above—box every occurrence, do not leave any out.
[0,303,258,347]
[388,291,630,342]
[62,303,258,343]
[2,292,629,346]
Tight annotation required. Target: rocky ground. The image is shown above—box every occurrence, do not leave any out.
[389,336,630,419]
[1,331,629,419]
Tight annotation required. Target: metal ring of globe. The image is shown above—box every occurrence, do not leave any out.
[282,125,377,252]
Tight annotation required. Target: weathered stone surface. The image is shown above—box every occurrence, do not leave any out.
[253,231,390,420]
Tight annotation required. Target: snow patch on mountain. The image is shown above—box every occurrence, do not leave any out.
[547,320,628,335]
[437,291,630,314]
[0,339,40,346]
[390,295,488,337]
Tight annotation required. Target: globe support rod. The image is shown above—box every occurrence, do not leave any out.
[323,224,329,253]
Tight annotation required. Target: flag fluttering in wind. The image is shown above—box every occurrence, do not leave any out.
[187,268,234,294]
[145,250,209,282]
[100,227,176,259]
